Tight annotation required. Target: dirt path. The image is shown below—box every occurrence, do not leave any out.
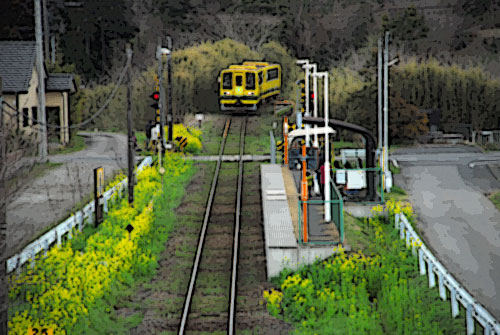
[6,132,130,259]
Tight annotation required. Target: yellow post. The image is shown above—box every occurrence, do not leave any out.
[301,144,308,243]
[284,117,289,165]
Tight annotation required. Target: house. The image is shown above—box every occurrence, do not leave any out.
[0,41,76,145]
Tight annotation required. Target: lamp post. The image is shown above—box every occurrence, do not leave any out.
[382,31,399,192]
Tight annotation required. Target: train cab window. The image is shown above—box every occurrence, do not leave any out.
[235,75,243,87]
[258,72,263,85]
[267,68,278,81]
[246,73,255,89]
[223,73,232,89]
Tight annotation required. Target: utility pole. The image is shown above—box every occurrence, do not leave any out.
[51,36,56,65]
[126,44,134,206]
[378,37,383,152]
[42,0,50,62]
[0,76,5,335]
[35,0,48,160]
[383,31,390,190]
[166,36,173,143]
[157,38,165,153]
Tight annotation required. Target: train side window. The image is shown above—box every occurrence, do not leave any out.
[267,68,278,81]
[223,73,232,89]
[258,72,263,85]
[235,75,243,87]
[246,73,255,89]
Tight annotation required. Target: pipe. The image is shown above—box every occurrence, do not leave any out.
[301,144,308,242]
[303,116,377,202]
[284,116,289,165]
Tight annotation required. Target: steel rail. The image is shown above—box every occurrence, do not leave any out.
[178,118,231,335]
[229,117,246,334]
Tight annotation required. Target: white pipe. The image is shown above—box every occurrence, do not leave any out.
[312,64,319,147]
[313,71,331,222]
[304,65,311,147]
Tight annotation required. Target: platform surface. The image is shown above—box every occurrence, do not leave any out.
[261,164,341,279]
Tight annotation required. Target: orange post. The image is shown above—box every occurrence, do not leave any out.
[301,144,308,243]
[283,117,289,165]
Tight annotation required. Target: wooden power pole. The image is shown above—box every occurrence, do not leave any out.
[35,0,48,160]
[126,44,134,206]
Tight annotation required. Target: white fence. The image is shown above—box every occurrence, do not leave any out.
[395,213,500,335]
[6,156,153,274]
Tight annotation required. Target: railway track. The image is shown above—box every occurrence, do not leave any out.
[178,116,246,334]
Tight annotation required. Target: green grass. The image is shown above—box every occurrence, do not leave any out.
[48,134,87,155]
[489,190,500,211]
[69,157,198,334]
[265,205,482,335]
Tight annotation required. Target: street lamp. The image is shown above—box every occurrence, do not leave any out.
[382,31,399,192]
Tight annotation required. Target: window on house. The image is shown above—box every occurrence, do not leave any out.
[31,107,38,125]
[22,108,29,127]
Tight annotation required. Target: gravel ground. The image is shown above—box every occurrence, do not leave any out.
[6,132,133,259]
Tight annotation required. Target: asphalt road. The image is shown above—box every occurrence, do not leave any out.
[392,144,500,320]
[6,132,131,260]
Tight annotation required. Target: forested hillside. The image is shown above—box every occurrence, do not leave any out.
[2,0,500,83]
[2,0,500,141]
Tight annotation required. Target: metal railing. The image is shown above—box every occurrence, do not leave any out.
[6,156,153,274]
[298,181,344,245]
[395,212,500,335]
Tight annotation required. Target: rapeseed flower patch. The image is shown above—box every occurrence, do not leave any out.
[8,153,193,334]
[263,201,467,334]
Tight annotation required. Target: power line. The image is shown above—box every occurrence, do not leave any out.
[1,53,131,130]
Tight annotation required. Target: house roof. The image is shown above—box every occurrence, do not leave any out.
[47,73,76,92]
[0,41,37,93]
[0,40,76,94]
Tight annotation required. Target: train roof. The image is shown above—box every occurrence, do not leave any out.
[224,61,280,71]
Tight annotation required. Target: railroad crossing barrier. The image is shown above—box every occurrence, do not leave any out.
[6,156,153,274]
[394,212,500,335]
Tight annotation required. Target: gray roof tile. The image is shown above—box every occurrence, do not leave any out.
[47,73,75,92]
[0,41,36,93]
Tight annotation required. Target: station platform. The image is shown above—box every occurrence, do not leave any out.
[261,164,347,279]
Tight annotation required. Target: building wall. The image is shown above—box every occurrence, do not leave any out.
[8,67,71,145]
[17,67,39,136]
[46,91,67,144]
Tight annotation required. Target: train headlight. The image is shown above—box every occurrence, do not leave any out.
[248,92,255,95]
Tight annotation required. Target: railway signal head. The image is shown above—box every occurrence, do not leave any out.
[309,92,314,109]
[299,79,306,113]
[150,91,160,109]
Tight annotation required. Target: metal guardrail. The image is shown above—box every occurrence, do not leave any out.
[395,213,500,335]
[6,156,153,274]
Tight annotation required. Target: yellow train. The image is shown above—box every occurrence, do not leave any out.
[218,61,281,111]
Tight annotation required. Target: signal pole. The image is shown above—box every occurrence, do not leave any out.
[157,38,165,153]
[35,0,47,160]
[378,37,383,152]
[126,44,134,206]
[166,36,173,143]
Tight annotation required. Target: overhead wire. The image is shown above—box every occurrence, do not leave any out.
[0,52,132,130]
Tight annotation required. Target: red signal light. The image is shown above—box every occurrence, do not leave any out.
[310,93,315,99]
[151,92,160,101]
